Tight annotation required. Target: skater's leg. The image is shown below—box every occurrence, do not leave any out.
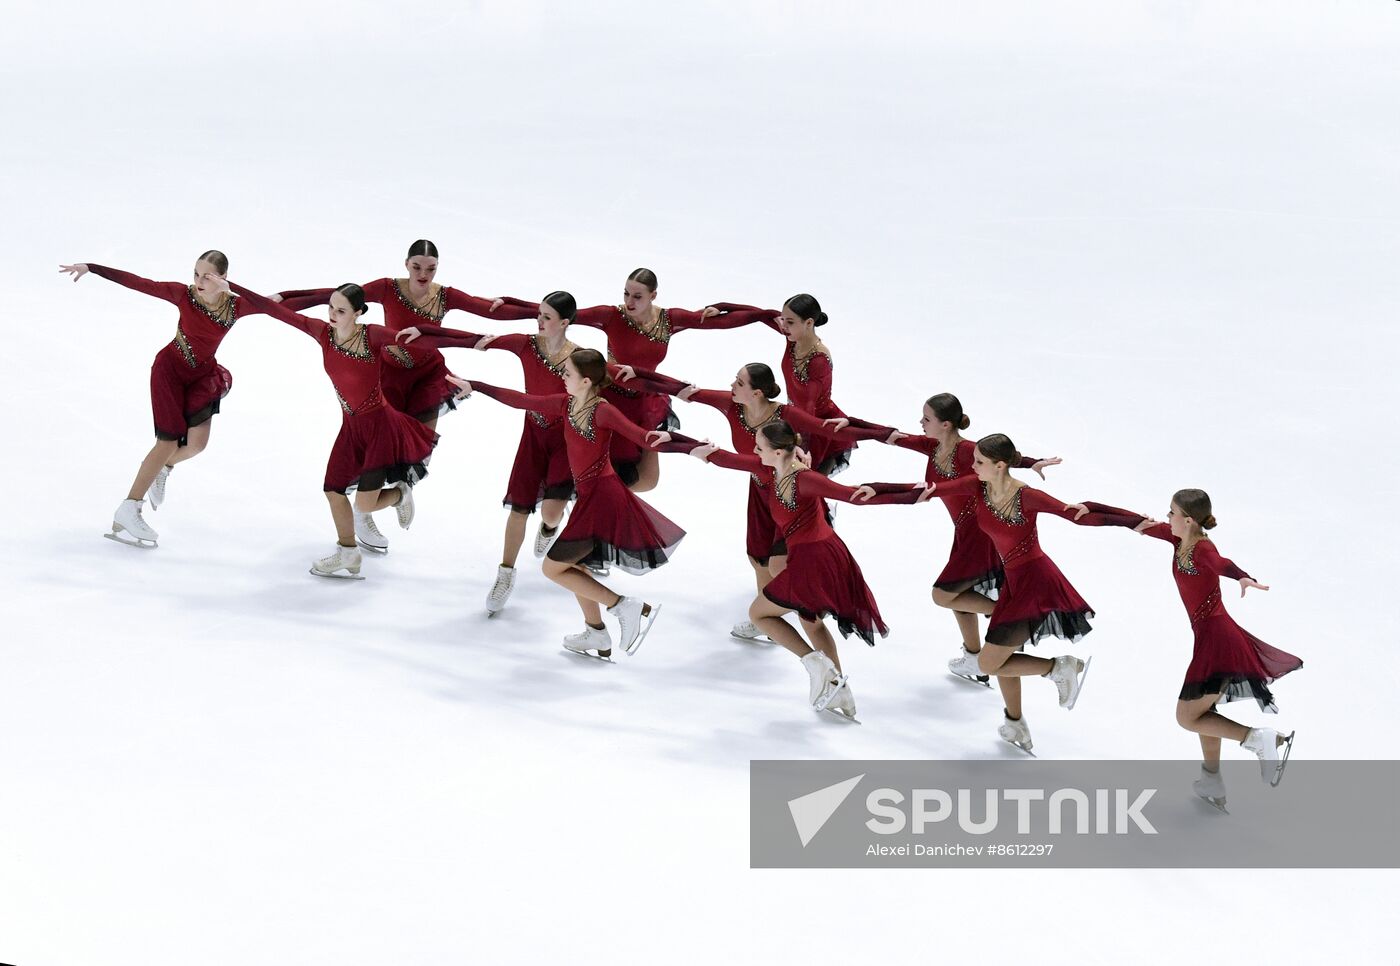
[802,617,841,673]
[932,581,995,618]
[542,557,624,608]
[501,508,530,569]
[166,421,211,467]
[126,439,180,501]
[749,596,810,658]
[628,450,659,493]
[540,497,567,530]
[326,491,355,546]
[998,676,1024,720]
[749,555,774,594]
[977,632,1053,678]
[1175,695,1249,744]
[1199,734,1223,771]
[353,487,401,514]
[421,414,439,434]
[953,612,982,651]
[576,592,604,626]
[768,553,789,578]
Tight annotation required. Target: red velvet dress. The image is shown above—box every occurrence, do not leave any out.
[622,367,896,563]
[504,298,775,479]
[470,383,686,573]
[234,285,456,494]
[86,264,278,445]
[1137,523,1303,710]
[278,280,536,422]
[704,449,921,645]
[930,477,1100,646]
[894,436,1047,598]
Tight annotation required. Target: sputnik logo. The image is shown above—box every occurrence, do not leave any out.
[787,774,865,847]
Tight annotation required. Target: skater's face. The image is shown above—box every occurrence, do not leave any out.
[562,358,592,396]
[754,432,785,467]
[1167,502,1198,538]
[777,307,811,342]
[623,279,655,316]
[405,256,438,288]
[327,292,362,327]
[192,259,224,298]
[920,404,951,438]
[731,368,761,404]
[971,446,1007,482]
[538,302,569,341]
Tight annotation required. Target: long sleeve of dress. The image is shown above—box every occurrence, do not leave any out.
[1069,500,1153,529]
[704,302,784,333]
[573,305,615,330]
[443,287,538,321]
[669,304,783,333]
[704,448,766,475]
[652,431,706,455]
[1138,522,1176,543]
[470,382,569,418]
[615,366,697,399]
[1193,540,1252,581]
[85,264,185,304]
[931,475,980,499]
[406,323,487,350]
[275,287,335,311]
[784,407,897,444]
[1022,489,1144,528]
[230,284,325,338]
[596,403,664,450]
[893,435,939,457]
[796,471,923,506]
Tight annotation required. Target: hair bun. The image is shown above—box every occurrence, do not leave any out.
[958,415,971,430]
[814,311,829,326]
[1202,514,1217,530]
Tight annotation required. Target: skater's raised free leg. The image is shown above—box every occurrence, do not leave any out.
[931,582,995,620]
[126,438,181,501]
[326,491,356,546]
[628,451,659,493]
[502,507,530,569]
[166,421,211,467]
[354,487,401,514]
[542,556,619,607]
[977,635,1053,679]
[749,595,811,658]
[1175,694,1249,744]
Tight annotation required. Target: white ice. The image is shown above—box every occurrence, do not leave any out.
[2,1,1395,963]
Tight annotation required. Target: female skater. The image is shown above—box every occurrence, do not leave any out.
[688,424,933,720]
[227,280,472,579]
[882,394,1060,685]
[396,293,583,616]
[448,346,693,659]
[922,434,1123,754]
[1091,490,1301,803]
[612,361,897,641]
[276,240,536,551]
[507,269,776,492]
[767,294,861,477]
[60,253,275,548]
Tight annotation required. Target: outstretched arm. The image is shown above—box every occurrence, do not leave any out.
[690,444,766,475]
[444,287,538,321]
[783,405,897,445]
[797,470,927,506]
[274,287,335,311]
[229,283,325,338]
[397,323,489,350]
[464,381,570,418]
[572,304,615,330]
[65,263,184,304]
[669,303,782,333]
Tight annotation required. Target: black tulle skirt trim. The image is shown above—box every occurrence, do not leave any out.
[340,458,430,495]
[155,397,224,446]
[762,587,887,648]
[660,405,680,434]
[502,481,574,515]
[548,534,684,576]
[1179,675,1285,713]
[934,567,1004,602]
[985,608,1095,648]
[816,447,852,479]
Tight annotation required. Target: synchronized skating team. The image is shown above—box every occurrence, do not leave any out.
[59,241,1303,812]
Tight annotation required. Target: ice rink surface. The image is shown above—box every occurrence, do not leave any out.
[2,1,1396,962]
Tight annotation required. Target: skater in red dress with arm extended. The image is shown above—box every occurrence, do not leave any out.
[879,393,1061,685]
[688,422,934,720]
[60,252,277,548]
[503,268,775,492]
[925,433,1129,754]
[613,360,897,641]
[230,280,475,580]
[1084,489,1301,798]
[449,346,694,660]
[275,239,535,428]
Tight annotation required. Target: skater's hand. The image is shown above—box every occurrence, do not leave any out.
[396,326,422,344]
[689,441,719,462]
[1133,517,1161,533]
[59,263,89,281]
[884,429,909,444]
[1065,502,1089,520]
[1239,577,1269,596]
[852,485,877,501]
[795,447,813,468]
[473,334,497,350]
[446,374,473,400]
[645,430,672,447]
[822,417,851,433]
[203,273,230,294]
[678,384,699,401]
[1030,457,1062,480]
[489,298,505,312]
[700,305,720,319]
[269,293,284,303]
[915,482,938,503]
[614,364,637,382]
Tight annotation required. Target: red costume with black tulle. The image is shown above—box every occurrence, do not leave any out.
[1125,521,1303,710]
[278,280,536,422]
[622,367,897,564]
[86,264,280,445]
[234,285,470,494]
[702,448,922,645]
[928,477,1108,647]
[469,382,688,573]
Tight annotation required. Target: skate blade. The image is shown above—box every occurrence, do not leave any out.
[1271,731,1295,787]
[103,531,156,549]
[356,540,389,555]
[562,646,613,663]
[821,707,862,724]
[308,567,365,580]
[1001,737,1037,758]
[949,671,993,689]
[1196,794,1229,814]
[1065,655,1093,710]
[813,673,849,712]
[624,603,660,655]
